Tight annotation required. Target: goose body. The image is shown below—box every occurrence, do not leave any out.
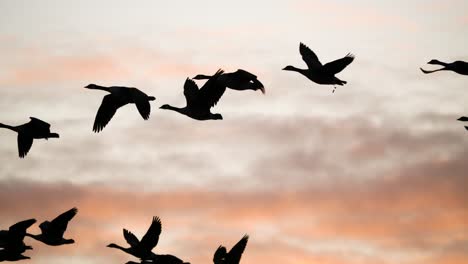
[283,43,354,92]
[108,217,162,261]
[0,117,59,158]
[213,235,249,264]
[193,69,265,94]
[85,84,156,132]
[160,69,226,120]
[420,60,468,75]
[26,208,77,246]
[125,254,190,264]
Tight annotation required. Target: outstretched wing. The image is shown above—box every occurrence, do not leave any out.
[227,235,249,264]
[17,133,33,158]
[139,216,162,252]
[198,69,226,108]
[213,245,227,264]
[183,78,199,107]
[9,219,36,235]
[93,94,120,133]
[322,53,355,75]
[123,229,140,247]
[48,207,78,238]
[29,117,51,128]
[299,43,322,70]
[131,88,152,120]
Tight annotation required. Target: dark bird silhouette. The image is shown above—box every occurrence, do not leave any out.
[125,254,190,264]
[0,117,59,158]
[283,42,354,93]
[107,217,162,261]
[26,208,77,246]
[458,116,468,131]
[0,218,36,260]
[420,60,468,75]
[84,84,156,132]
[160,70,226,120]
[213,235,249,264]
[193,69,265,94]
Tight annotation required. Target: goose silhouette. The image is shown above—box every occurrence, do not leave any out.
[26,208,77,246]
[458,116,468,131]
[420,60,468,75]
[0,117,59,158]
[160,70,226,120]
[193,69,265,94]
[0,218,36,261]
[85,84,156,132]
[283,42,354,93]
[213,235,249,264]
[125,254,190,264]
[108,217,162,261]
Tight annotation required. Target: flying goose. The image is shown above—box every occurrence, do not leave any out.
[283,43,354,92]
[26,208,77,246]
[125,254,190,264]
[0,218,36,257]
[0,117,59,158]
[420,60,468,75]
[458,116,468,131]
[213,235,249,264]
[84,84,156,132]
[108,217,162,261]
[193,69,265,94]
[160,70,226,120]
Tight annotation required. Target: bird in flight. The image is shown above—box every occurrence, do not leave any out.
[283,42,355,93]
[0,117,59,158]
[27,207,78,246]
[160,69,226,120]
[420,60,468,75]
[213,235,249,264]
[193,69,265,94]
[85,84,156,132]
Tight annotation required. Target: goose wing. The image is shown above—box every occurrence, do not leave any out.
[9,219,36,236]
[29,117,51,128]
[233,69,257,80]
[198,69,226,108]
[123,229,140,247]
[299,43,322,70]
[183,78,199,107]
[130,88,152,120]
[322,53,355,75]
[139,216,162,252]
[226,235,248,264]
[213,245,227,264]
[93,94,120,133]
[17,133,33,158]
[46,207,77,238]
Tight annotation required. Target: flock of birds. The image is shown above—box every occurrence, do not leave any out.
[0,42,467,158]
[0,42,467,263]
[0,208,249,264]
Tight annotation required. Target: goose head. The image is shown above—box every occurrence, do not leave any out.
[159,104,172,110]
[193,74,212,80]
[84,84,99,89]
[427,59,442,65]
[148,96,156,101]
[282,65,298,71]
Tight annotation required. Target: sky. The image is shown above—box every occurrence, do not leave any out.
[0,0,467,263]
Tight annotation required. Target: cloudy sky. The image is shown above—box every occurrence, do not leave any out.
[1,0,468,263]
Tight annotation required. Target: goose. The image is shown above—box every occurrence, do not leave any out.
[107,217,162,261]
[84,84,156,132]
[160,70,226,120]
[0,219,36,253]
[193,69,265,94]
[0,117,59,158]
[0,246,31,262]
[458,116,468,131]
[420,60,468,75]
[283,42,354,93]
[26,208,77,246]
[213,235,249,264]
